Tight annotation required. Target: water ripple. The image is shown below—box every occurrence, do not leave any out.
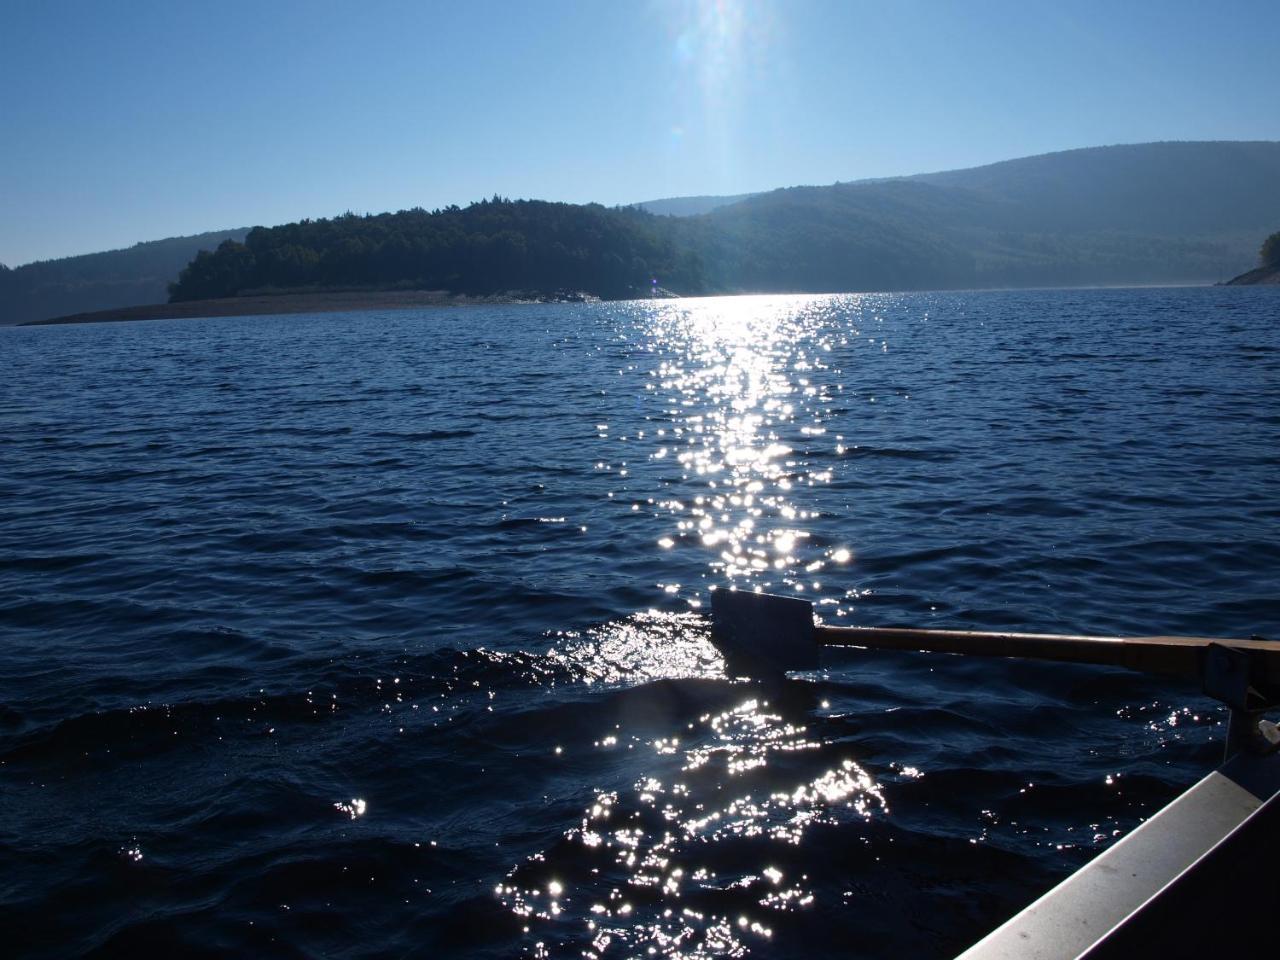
[1,288,1277,958]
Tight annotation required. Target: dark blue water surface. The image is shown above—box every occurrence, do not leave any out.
[1,288,1278,958]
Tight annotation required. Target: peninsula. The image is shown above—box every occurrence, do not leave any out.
[1221,230,1280,285]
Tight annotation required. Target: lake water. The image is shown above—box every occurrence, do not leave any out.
[1,287,1277,958]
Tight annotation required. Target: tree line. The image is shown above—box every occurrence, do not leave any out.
[7,142,1278,322]
[169,199,705,301]
[169,186,1273,306]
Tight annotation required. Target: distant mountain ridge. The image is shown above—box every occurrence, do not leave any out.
[637,192,758,217]
[637,140,1280,231]
[666,141,1280,291]
[0,229,248,325]
[7,141,1279,324]
[164,141,1280,306]
[910,141,1280,236]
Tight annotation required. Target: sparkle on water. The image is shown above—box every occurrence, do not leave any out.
[547,611,723,685]
[6,287,1269,958]
[514,296,886,956]
[498,693,885,958]
[634,295,855,600]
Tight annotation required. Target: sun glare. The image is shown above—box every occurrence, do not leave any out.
[641,294,854,596]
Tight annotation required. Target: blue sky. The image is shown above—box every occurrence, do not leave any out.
[2,0,1276,266]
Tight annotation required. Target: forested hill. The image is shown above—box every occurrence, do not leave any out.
[0,230,247,325]
[168,200,702,302]
[1223,230,1280,285]
[169,141,1280,303]
[637,192,757,217]
[911,141,1280,237]
[12,141,1277,320]
[642,141,1280,234]
[689,141,1280,290]
[632,141,1280,290]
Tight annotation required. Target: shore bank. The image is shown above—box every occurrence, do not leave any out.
[22,288,602,326]
[1220,265,1280,285]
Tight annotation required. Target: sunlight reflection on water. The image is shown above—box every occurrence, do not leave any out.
[3,289,1275,957]
[506,296,893,957]
[547,611,723,684]
[637,296,859,604]
[498,691,886,958]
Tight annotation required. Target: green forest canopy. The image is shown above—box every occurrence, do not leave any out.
[6,141,1278,322]
[1262,231,1280,268]
[170,143,1280,303]
[169,199,703,301]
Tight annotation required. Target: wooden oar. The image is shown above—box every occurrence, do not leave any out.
[710,590,1280,958]
[814,624,1280,684]
[709,590,1280,707]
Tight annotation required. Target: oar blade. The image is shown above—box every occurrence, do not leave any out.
[710,590,821,676]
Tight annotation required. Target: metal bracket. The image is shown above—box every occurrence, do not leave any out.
[1202,643,1280,759]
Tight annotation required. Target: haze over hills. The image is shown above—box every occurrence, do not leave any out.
[638,141,1280,229]
[911,141,1279,236]
[164,141,1278,307]
[0,230,248,325]
[5,141,1278,324]
[638,193,759,217]
[677,141,1280,291]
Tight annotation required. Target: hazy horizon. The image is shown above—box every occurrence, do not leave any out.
[3,0,1278,266]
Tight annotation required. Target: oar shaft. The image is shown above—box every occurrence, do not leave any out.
[815,625,1278,682]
